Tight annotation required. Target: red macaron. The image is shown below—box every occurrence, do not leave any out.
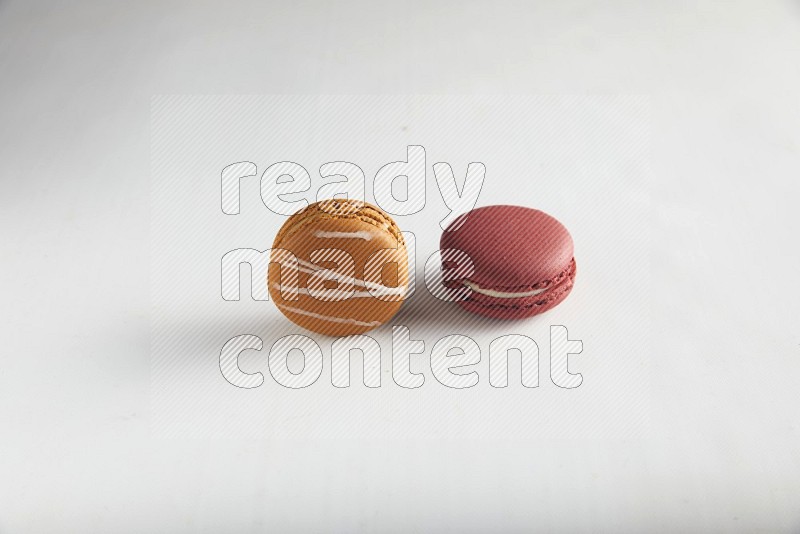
[440,205,576,319]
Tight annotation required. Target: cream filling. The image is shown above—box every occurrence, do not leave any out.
[296,259,406,296]
[272,283,402,300]
[463,280,549,299]
[314,230,373,241]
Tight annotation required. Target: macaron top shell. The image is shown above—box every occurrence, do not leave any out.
[272,199,405,250]
[440,205,574,291]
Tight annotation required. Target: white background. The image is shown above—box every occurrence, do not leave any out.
[1,1,799,532]
[150,95,650,441]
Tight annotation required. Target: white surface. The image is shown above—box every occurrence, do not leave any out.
[1,1,799,532]
[150,94,651,441]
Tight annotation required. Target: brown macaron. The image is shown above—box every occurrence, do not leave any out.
[268,199,409,336]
